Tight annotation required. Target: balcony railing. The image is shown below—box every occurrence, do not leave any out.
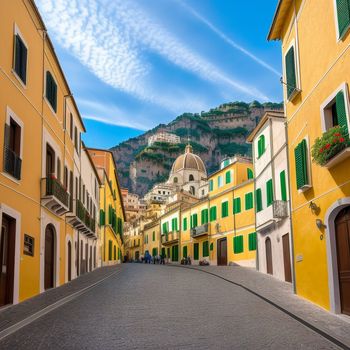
[41,176,69,215]
[4,146,21,180]
[273,200,288,219]
[191,223,209,238]
[161,231,179,245]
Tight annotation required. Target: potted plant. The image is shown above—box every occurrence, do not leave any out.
[311,126,350,166]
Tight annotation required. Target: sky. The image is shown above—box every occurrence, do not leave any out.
[36,0,282,149]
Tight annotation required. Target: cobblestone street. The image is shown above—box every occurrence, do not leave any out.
[0,264,349,349]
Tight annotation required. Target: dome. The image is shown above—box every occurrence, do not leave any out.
[171,145,207,175]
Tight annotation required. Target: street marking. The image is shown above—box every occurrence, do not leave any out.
[167,265,349,350]
[0,269,122,342]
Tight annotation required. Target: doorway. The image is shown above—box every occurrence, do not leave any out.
[265,237,273,275]
[217,238,227,266]
[0,215,16,307]
[67,241,72,282]
[282,234,292,283]
[44,225,55,290]
[335,207,350,316]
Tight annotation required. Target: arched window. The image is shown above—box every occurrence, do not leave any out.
[189,174,194,181]
[190,186,195,195]
[174,177,178,183]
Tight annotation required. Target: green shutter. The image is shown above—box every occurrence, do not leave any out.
[210,242,214,251]
[256,189,262,212]
[294,140,308,190]
[99,209,105,225]
[209,179,213,191]
[108,240,112,261]
[162,222,168,234]
[225,171,231,184]
[258,135,265,157]
[266,179,274,207]
[245,192,253,210]
[233,236,244,254]
[201,209,209,224]
[153,231,155,241]
[221,201,229,218]
[210,206,217,221]
[152,248,158,257]
[183,217,188,231]
[161,247,165,257]
[183,245,188,258]
[193,214,198,227]
[336,90,349,136]
[336,0,350,38]
[172,245,178,261]
[280,170,287,201]
[285,46,297,99]
[194,243,199,260]
[46,71,57,112]
[203,241,209,257]
[233,198,241,214]
[248,232,257,251]
[247,168,254,179]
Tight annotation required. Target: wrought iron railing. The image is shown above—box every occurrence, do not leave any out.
[44,176,69,207]
[4,146,21,180]
[191,223,209,237]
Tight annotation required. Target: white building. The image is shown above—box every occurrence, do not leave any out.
[148,131,180,146]
[247,111,293,283]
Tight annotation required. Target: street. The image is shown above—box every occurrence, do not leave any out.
[0,264,343,349]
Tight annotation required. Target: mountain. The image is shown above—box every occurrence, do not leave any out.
[110,101,283,196]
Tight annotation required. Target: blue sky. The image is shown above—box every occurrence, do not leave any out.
[36,0,281,149]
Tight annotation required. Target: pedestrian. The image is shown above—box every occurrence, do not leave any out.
[160,252,165,265]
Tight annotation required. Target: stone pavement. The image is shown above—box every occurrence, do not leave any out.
[0,265,121,333]
[168,264,350,349]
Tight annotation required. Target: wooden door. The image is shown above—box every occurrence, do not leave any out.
[335,207,350,316]
[265,237,273,275]
[0,215,15,306]
[217,238,227,266]
[44,225,55,290]
[67,241,72,282]
[282,234,292,283]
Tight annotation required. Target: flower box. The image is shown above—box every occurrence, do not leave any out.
[323,147,350,169]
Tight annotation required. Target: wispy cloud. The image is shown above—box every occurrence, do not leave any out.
[176,0,281,77]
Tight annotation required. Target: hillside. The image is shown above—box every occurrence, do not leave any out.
[110,101,283,196]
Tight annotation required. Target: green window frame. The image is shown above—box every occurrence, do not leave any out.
[210,206,217,222]
[190,214,198,228]
[285,45,297,99]
[209,179,213,192]
[183,217,188,231]
[203,241,209,257]
[201,209,209,224]
[245,192,253,210]
[336,0,350,39]
[194,243,199,260]
[248,232,257,251]
[162,222,168,234]
[233,235,244,254]
[221,201,229,218]
[225,170,231,184]
[108,240,112,261]
[294,139,309,190]
[256,188,263,212]
[171,217,178,232]
[14,34,27,84]
[257,135,265,158]
[280,170,287,201]
[233,197,241,214]
[45,71,57,112]
[183,245,188,258]
[335,90,349,136]
[266,179,274,207]
[247,168,254,179]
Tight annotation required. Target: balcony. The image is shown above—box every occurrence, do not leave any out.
[273,200,288,219]
[41,176,69,215]
[66,199,97,238]
[161,231,179,245]
[191,223,210,238]
[4,146,22,180]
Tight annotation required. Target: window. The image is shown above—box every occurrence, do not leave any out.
[114,246,116,260]
[64,166,68,188]
[194,243,199,260]
[203,241,209,257]
[256,188,263,212]
[285,45,298,100]
[183,217,188,231]
[45,71,57,112]
[173,177,178,183]
[280,170,287,201]
[233,235,244,254]
[152,231,155,241]
[70,113,73,139]
[225,170,231,184]
[3,118,22,179]
[57,158,61,182]
[294,139,309,190]
[245,192,254,210]
[209,179,213,192]
[190,186,195,195]
[221,201,229,218]
[266,179,274,207]
[248,232,257,251]
[23,234,34,256]
[210,242,214,251]
[189,174,194,181]
[108,240,112,261]
[14,33,27,84]
[336,0,350,39]
[152,248,158,257]
[190,214,198,228]
[210,206,217,221]
[74,127,78,150]
[247,168,254,180]
[99,209,105,225]
[222,159,230,168]
[257,135,265,158]
[171,217,178,231]
[218,175,223,188]
[233,197,241,214]
[162,222,168,234]
[201,209,209,224]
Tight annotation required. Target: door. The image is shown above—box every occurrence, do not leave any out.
[217,238,227,266]
[265,237,273,275]
[89,246,92,271]
[67,241,72,282]
[80,240,84,275]
[85,243,88,273]
[0,215,15,306]
[282,234,292,283]
[335,207,350,316]
[44,225,55,290]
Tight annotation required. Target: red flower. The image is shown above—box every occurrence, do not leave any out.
[334,133,341,137]
[325,143,331,149]
[339,137,345,142]
[319,148,324,153]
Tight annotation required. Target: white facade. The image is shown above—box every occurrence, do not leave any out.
[148,131,180,146]
[250,112,293,283]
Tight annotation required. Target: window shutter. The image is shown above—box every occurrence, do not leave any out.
[193,214,198,227]
[20,40,27,84]
[99,209,105,225]
[194,243,199,260]
[256,189,262,212]
[233,198,241,214]
[233,236,244,254]
[183,246,187,258]
[280,171,287,201]
[247,168,253,179]
[203,241,209,257]
[248,232,257,251]
[225,171,231,184]
[183,217,187,231]
[210,206,217,221]
[294,140,308,190]
[209,179,213,191]
[336,0,350,38]
[222,202,229,218]
[266,179,274,206]
[210,243,214,251]
[285,46,297,99]
[336,90,349,136]
[245,192,253,210]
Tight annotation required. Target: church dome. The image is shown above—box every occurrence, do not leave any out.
[171,145,206,175]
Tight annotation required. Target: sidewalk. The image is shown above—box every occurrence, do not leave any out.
[170,264,350,348]
[0,265,121,333]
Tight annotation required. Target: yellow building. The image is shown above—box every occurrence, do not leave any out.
[143,219,160,258]
[268,0,350,314]
[88,149,125,265]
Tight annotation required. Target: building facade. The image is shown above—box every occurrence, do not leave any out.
[148,131,180,146]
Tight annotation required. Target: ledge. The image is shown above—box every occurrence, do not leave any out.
[324,147,350,169]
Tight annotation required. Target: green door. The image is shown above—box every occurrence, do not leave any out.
[194,243,199,260]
